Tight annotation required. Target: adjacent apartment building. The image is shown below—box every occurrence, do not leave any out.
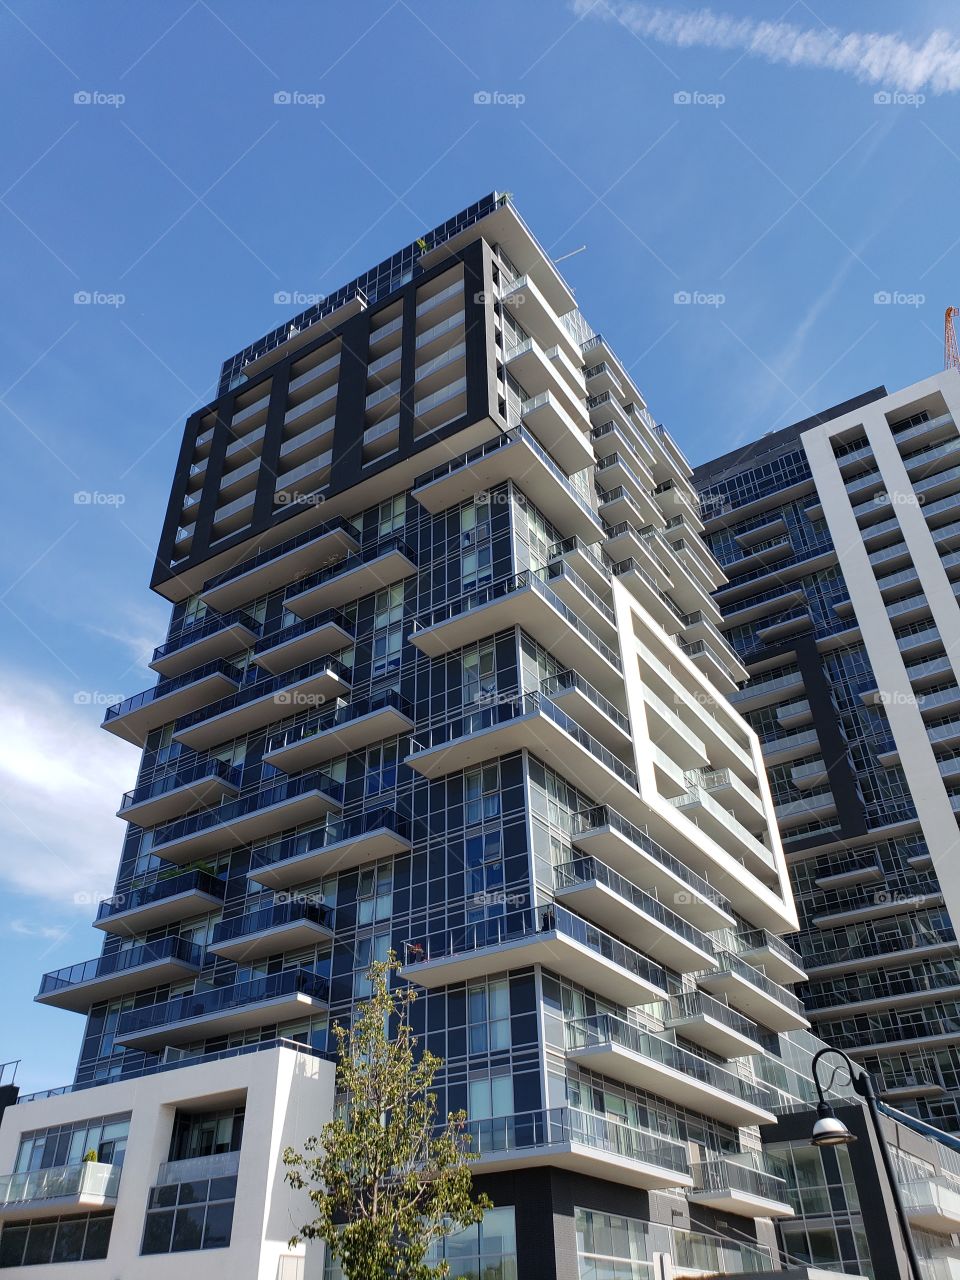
[1,193,841,1278]
[695,372,960,1135]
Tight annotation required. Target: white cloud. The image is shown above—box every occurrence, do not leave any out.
[0,671,137,905]
[9,919,67,942]
[84,600,170,677]
[576,3,960,94]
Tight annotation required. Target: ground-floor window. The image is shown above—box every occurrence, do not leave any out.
[323,1205,517,1279]
[140,1174,236,1254]
[576,1207,772,1279]
[0,1211,113,1267]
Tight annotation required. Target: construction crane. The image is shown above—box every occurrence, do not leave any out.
[945,306,960,373]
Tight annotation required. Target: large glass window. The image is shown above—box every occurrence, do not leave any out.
[0,1213,113,1268]
[141,1176,237,1255]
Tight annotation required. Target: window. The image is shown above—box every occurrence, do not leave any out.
[461,496,491,545]
[463,642,497,706]
[468,1073,513,1119]
[181,594,207,629]
[141,1176,237,1255]
[169,1108,244,1162]
[465,764,500,825]
[468,979,511,1053]
[16,1115,130,1173]
[0,1213,113,1268]
[374,495,406,538]
[462,543,493,592]
[357,863,393,925]
[374,583,404,630]
[372,626,402,678]
[465,830,504,921]
[354,931,391,997]
[365,742,398,795]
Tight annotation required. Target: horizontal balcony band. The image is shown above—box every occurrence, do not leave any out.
[731,929,806,984]
[548,535,612,597]
[804,970,960,1017]
[173,657,352,751]
[464,1106,691,1192]
[95,870,226,935]
[411,426,603,542]
[903,1178,960,1233]
[688,1158,793,1219]
[668,786,777,885]
[542,560,618,644]
[252,608,354,675]
[565,1015,774,1127]
[697,950,809,1033]
[684,767,766,828]
[36,937,204,1012]
[539,670,632,752]
[200,517,360,612]
[149,769,343,863]
[410,571,623,698]
[664,990,763,1059]
[569,806,734,932]
[246,808,411,888]
[150,609,260,677]
[403,905,670,1008]
[209,900,333,962]
[519,390,594,474]
[264,691,414,772]
[115,967,330,1050]
[405,694,638,825]
[102,659,240,746]
[500,274,583,365]
[0,1162,120,1221]
[284,537,417,616]
[117,759,243,827]
[553,857,716,973]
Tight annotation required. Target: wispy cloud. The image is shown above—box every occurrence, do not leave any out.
[0,670,135,905]
[576,3,960,94]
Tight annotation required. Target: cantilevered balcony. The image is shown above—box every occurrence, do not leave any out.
[539,671,632,752]
[247,808,411,888]
[565,1016,774,1127]
[569,806,734,932]
[733,929,806,983]
[115,967,330,1051]
[411,427,603,542]
[520,391,594,474]
[405,694,638,820]
[410,572,624,698]
[684,768,766,829]
[36,937,204,1012]
[553,858,716,973]
[150,609,260,677]
[464,1106,691,1191]
[149,770,343,864]
[688,1159,793,1219]
[253,608,354,675]
[548,537,612,597]
[802,928,958,978]
[95,870,225,935]
[902,1178,960,1233]
[102,659,240,746]
[173,657,352,751]
[200,517,360,612]
[697,950,809,1032]
[117,759,243,828]
[664,990,763,1059]
[0,1162,120,1221]
[403,906,670,1008]
[541,561,618,644]
[761,727,821,766]
[613,557,685,634]
[264,691,414,772]
[209,900,333,962]
[500,274,583,365]
[668,786,775,883]
[284,537,417,616]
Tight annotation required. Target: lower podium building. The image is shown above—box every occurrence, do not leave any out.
[1,194,843,1278]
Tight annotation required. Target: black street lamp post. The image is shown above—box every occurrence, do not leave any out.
[810,1046,923,1280]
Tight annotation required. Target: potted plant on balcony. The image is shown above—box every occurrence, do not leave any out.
[81,1150,98,1163]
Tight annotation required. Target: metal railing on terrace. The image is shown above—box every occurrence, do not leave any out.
[38,937,204,997]
[248,808,409,875]
[201,517,360,594]
[152,609,260,665]
[172,654,353,734]
[104,658,239,725]
[120,759,243,813]
[115,968,330,1038]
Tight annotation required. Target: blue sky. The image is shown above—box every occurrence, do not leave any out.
[2,0,960,1091]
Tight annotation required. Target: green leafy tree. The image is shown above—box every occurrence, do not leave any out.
[283,952,491,1280]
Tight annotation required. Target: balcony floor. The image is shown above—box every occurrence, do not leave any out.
[200,523,360,612]
[285,547,417,616]
[103,669,239,747]
[116,770,240,828]
[115,989,328,1051]
[247,824,412,888]
[174,666,351,751]
[687,1186,794,1220]
[95,885,224,936]
[253,617,353,675]
[209,916,334,963]
[473,1142,692,1193]
[264,703,415,772]
[36,953,203,1012]
[698,968,809,1033]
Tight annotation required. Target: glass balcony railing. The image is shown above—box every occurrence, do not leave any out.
[119,759,243,814]
[554,859,714,957]
[667,990,760,1042]
[0,1162,121,1208]
[265,689,412,756]
[404,905,669,993]
[539,670,629,733]
[566,1014,770,1110]
[95,870,225,923]
[212,900,331,948]
[804,967,960,1011]
[569,806,731,913]
[287,536,416,602]
[463,1106,689,1176]
[691,1157,788,1204]
[173,655,352,735]
[103,658,239,726]
[116,967,330,1039]
[38,937,204,998]
[248,807,409,875]
[151,609,260,666]
[201,517,360,595]
[733,929,803,970]
[706,950,805,1016]
[254,607,353,659]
